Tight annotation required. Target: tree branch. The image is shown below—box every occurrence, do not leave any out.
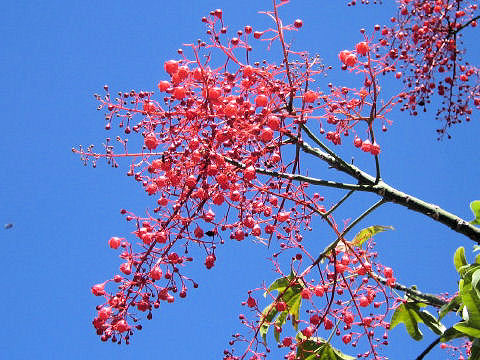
[415,335,442,360]
[311,199,386,267]
[224,157,367,191]
[373,181,480,243]
[371,273,447,308]
[285,134,480,243]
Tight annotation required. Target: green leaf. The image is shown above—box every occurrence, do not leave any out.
[472,270,480,299]
[455,247,468,273]
[274,310,288,343]
[331,347,356,360]
[454,322,480,338]
[460,281,480,329]
[259,303,278,342]
[440,327,464,342]
[470,201,480,226]
[390,302,445,340]
[260,274,305,344]
[296,335,355,360]
[439,295,461,320]
[472,269,480,289]
[352,225,394,247]
[417,309,446,335]
[390,302,424,340]
[475,253,480,265]
[463,265,480,281]
[287,292,302,331]
[266,276,291,295]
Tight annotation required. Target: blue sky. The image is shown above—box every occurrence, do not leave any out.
[1,1,479,359]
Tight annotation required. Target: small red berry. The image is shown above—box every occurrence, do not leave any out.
[324,318,333,330]
[205,87,222,100]
[213,193,225,205]
[383,267,393,278]
[345,54,357,67]
[253,31,263,39]
[277,211,290,222]
[303,90,317,103]
[370,141,381,155]
[243,65,254,77]
[120,262,132,275]
[194,226,204,239]
[150,266,163,280]
[310,314,320,325]
[354,137,362,148]
[98,306,111,320]
[214,8,222,19]
[260,127,274,142]
[255,94,268,107]
[359,295,370,307]
[355,41,369,56]
[267,115,280,130]
[173,86,186,100]
[186,175,197,188]
[115,319,130,333]
[301,288,312,300]
[339,50,351,64]
[247,296,256,308]
[205,255,215,269]
[145,182,157,195]
[108,236,122,249]
[294,19,303,28]
[361,139,372,152]
[234,229,245,241]
[276,301,287,312]
[301,326,314,338]
[158,80,170,92]
[335,263,346,273]
[91,283,106,296]
[282,337,293,347]
[251,224,261,236]
[243,165,256,181]
[144,133,159,150]
[314,285,324,297]
[342,334,352,344]
[230,190,241,202]
[224,102,238,117]
[143,101,156,113]
[343,312,354,324]
[164,60,179,75]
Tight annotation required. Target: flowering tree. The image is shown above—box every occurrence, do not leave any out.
[74,0,480,359]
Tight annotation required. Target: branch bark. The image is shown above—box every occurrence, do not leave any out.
[288,133,480,243]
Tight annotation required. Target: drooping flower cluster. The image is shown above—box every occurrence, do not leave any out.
[382,0,479,136]
[74,0,479,358]
[223,237,399,360]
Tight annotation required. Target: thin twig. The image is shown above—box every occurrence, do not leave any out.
[312,199,386,267]
[323,190,355,217]
[415,335,442,360]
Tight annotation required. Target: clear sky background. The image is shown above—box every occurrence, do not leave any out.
[1,1,479,359]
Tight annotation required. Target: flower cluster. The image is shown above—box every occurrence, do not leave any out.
[382,0,479,136]
[74,0,479,358]
[224,237,398,360]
